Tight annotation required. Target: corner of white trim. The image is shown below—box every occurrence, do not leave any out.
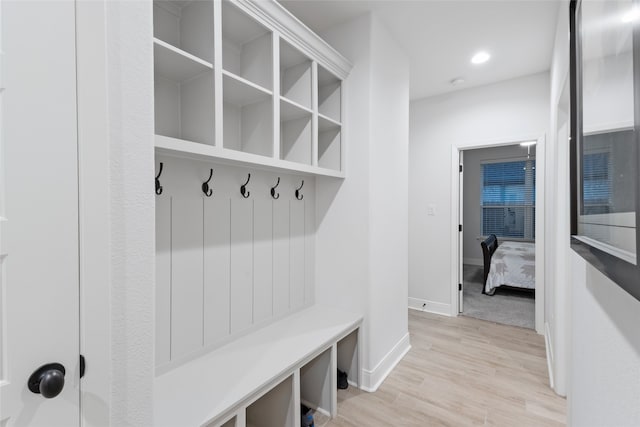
[408,297,452,317]
[359,333,411,392]
[544,322,555,390]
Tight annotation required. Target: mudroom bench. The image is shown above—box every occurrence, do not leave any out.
[154,306,362,427]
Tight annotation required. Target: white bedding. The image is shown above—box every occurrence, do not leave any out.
[485,241,535,294]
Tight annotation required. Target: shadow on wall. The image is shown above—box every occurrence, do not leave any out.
[587,264,640,357]
[315,176,345,224]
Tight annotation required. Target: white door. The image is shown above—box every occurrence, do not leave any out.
[0,1,80,426]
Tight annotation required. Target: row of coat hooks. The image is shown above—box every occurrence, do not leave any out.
[155,163,304,200]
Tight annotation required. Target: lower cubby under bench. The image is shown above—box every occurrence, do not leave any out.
[154,306,362,427]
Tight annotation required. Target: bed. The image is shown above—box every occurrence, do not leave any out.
[480,234,535,295]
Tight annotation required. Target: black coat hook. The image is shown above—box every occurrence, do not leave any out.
[270,177,280,199]
[155,162,164,195]
[295,180,304,200]
[202,169,213,197]
[240,173,251,198]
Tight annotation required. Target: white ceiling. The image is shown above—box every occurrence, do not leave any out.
[279,0,560,100]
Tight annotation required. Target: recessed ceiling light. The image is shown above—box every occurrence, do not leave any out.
[520,141,537,147]
[622,7,640,23]
[471,51,491,64]
[450,77,465,86]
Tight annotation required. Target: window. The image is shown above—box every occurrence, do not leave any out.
[481,159,535,239]
[582,151,612,215]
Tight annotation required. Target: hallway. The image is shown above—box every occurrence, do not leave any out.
[326,311,566,426]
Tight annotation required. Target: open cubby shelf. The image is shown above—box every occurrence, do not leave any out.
[222,70,273,156]
[318,65,341,123]
[318,114,341,171]
[154,67,215,146]
[246,375,295,427]
[153,0,349,177]
[222,0,273,90]
[154,38,213,82]
[155,306,361,427]
[153,0,214,64]
[280,103,312,165]
[280,39,312,109]
[301,347,334,417]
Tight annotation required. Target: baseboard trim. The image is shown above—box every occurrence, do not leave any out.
[360,332,411,393]
[408,297,452,316]
[463,257,483,267]
[544,322,555,390]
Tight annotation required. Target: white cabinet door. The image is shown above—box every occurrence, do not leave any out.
[0,1,80,426]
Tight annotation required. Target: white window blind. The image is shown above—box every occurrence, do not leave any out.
[582,151,612,215]
[481,159,536,239]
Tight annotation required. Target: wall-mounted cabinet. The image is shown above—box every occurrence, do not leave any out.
[153,2,356,425]
[153,0,351,178]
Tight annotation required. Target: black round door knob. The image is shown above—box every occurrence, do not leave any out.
[28,363,66,399]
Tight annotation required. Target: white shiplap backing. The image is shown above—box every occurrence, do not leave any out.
[155,156,315,369]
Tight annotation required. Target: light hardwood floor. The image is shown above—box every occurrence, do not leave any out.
[324,310,566,426]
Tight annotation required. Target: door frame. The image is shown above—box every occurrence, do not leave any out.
[76,2,111,425]
[450,134,546,335]
[76,1,156,425]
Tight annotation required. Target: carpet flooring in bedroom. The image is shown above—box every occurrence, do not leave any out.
[462,264,535,329]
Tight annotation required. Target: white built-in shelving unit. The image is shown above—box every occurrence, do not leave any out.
[153,0,349,177]
[153,1,355,426]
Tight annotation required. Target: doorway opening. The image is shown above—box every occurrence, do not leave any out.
[453,136,545,333]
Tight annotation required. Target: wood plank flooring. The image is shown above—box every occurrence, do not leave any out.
[324,310,566,426]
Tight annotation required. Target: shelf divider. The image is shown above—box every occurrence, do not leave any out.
[273,34,281,161]
[154,38,213,82]
[213,0,224,148]
[156,134,345,178]
[280,97,313,121]
[222,70,273,106]
[318,113,341,130]
[312,61,319,167]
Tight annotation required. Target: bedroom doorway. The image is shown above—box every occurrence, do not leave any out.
[453,136,545,333]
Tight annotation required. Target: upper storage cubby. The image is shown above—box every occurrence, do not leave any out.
[318,65,341,123]
[153,1,215,145]
[153,0,214,64]
[280,39,312,110]
[223,71,273,156]
[153,0,352,177]
[222,0,273,90]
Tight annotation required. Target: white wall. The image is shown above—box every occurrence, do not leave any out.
[409,73,550,312]
[106,1,156,425]
[462,144,536,265]
[569,254,640,426]
[547,1,640,423]
[316,11,371,372]
[317,13,410,391]
[367,17,410,378]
